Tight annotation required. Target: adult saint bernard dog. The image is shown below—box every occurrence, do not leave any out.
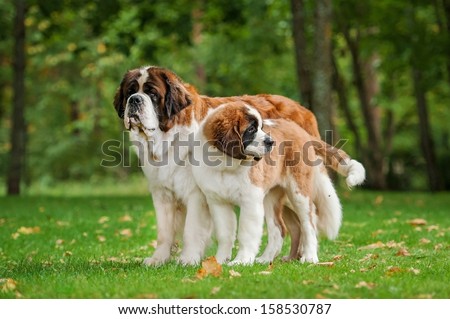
[192,102,365,264]
[113,66,365,266]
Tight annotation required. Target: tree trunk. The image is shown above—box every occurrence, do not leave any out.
[342,27,386,189]
[192,2,206,91]
[290,0,313,109]
[312,0,333,140]
[332,52,363,158]
[442,0,450,81]
[412,68,444,191]
[7,0,27,195]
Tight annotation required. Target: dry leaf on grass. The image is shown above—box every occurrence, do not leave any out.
[333,255,344,261]
[408,268,421,275]
[56,221,70,227]
[426,225,439,232]
[359,254,380,262]
[355,281,376,289]
[358,241,385,250]
[419,238,431,244]
[0,278,18,293]
[316,262,334,267]
[396,248,411,256]
[211,286,221,295]
[98,216,110,224]
[386,266,403,275]
[97,235,106,242]
[119,229,133,238]
[258,271,272,276]
[196,256,222,279]
[229,270,241,278]
[371,229,385,237]
[18,226,41,235]
[407,218,427,226]
[386,241,405,248]
[119,215,133,222]
[374,195,384,205]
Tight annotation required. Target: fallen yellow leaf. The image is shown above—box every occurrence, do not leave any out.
[396,248,410,256]
[358,241,385,250]
[119,229,133,237]
[426,225,439,232]
[316,262,334,267]
[18,226,40,235]
[408,218,427,226]
[408,268,421,275]
[386,241,405,248]
[386,266,403,275]
[211,286,221,295]
[374,195,384,205]
[355,281,376,289]
[229,270,241,278]
[98,216,110,224]
[196,256,222,279]
[0,278,17,293]
[119,215,133,222]
[419,238,431,244]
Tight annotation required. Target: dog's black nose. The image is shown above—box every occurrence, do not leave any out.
[129,95,143,106]
[264,137,274,151]
[128,95,143,114]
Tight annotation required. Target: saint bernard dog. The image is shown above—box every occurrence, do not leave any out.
[192,102,365,265]
[113,66,365,266]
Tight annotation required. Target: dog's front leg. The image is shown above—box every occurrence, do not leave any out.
[229,201,265,266]
[207,200,236,264]
[143,189,177,266]
[179,191,213,265]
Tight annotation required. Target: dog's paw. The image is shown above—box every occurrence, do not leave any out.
[143,256,168,267]
[255,256,272,264]
[300,254,319,264]
[228,257,255,266]
[177,255,200,266]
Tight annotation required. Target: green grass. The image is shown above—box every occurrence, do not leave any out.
[0,184,449,298]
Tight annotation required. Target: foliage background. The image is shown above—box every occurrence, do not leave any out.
[1,0,450,192]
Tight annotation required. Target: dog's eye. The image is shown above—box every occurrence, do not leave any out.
[127,88,135,97]
[144,86,157,100]
[247,126,256,134]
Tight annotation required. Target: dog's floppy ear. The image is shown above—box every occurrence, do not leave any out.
[220,122,247,160]
[162,73,191,119]
[113,78,126,119]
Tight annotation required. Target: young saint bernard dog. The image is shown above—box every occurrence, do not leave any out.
[192,102,365,265]
[113,66,365,266]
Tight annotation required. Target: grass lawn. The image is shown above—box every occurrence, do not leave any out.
[0,182,449,299]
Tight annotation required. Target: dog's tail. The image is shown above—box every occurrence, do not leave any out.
[312,167,342,240]
[312,139,366,188]
[311,139,365,240]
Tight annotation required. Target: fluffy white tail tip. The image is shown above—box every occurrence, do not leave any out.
[345,159,366,188]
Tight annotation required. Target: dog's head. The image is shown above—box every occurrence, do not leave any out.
[203,102,274,160]
[113,66,192,133]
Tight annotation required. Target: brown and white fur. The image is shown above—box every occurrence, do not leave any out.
[192,102,363,265]
[113,66,365,266]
